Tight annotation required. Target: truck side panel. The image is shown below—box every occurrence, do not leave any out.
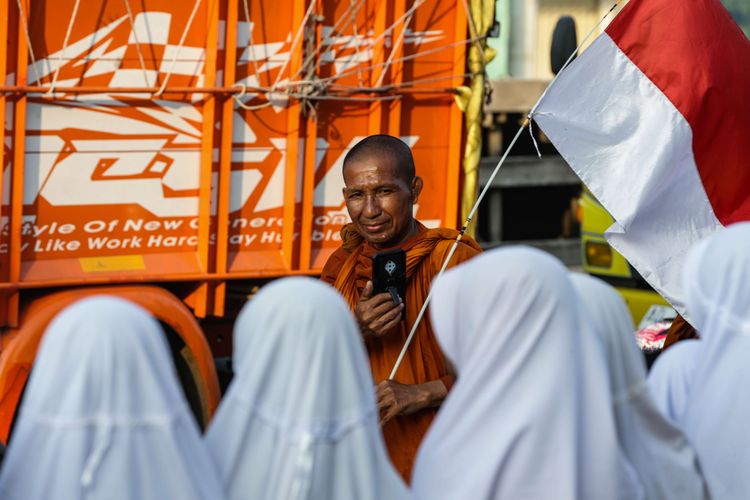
[0,0,466,324]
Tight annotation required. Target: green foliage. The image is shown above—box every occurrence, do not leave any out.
[722,0,750,38]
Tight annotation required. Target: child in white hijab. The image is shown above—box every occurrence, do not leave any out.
[647,339,701,424]
[571,273,707,500]
[205,277,410,500]
[681,222,750,499]
[647,236,711,426]
[0,296,226,500]
[412,247,639,500]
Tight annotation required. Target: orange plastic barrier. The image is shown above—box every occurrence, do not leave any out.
[0,284,222,442]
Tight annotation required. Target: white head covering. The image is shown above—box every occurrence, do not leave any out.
[647,339,701,425]
[205,277,410,500]
[0,296,226,500]
[681,236,712,334]
[644,238,708,427]
[571,274,707,500]
[412,247,638,500]
[681,222,750,499]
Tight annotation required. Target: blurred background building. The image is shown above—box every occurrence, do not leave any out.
[476,0,750,267]
[487,0,617,80]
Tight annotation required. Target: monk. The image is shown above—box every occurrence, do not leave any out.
[321,135,481,480]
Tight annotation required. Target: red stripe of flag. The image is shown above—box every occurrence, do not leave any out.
[606,0,750,225]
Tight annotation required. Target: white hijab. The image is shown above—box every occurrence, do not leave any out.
[646,237,710,426]
[0,296,226,500]
[647,339,701,425]
[412,247,638,500]
[571,273,707,500]
[205,277,410,500]
[682,222,750,499]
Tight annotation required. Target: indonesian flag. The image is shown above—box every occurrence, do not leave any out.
[533,0,750,313]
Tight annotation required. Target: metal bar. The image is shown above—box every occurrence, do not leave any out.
[478,155,579,188]
[281,0,307,270]
[0,0,9,286]
[0,85,459,95]
[329,86,459,95]
[194,0,220,317]
[488,189,502,242]
[299,117,318,271]
[8,0,30,327]
[445,0,468,228]
[298,0,323,271]
[213,0,240,316]
[298,117,318,271]
[386,0,406,137]
[367,1,388,133]
[0,268,324,292]
[0,85,248,94]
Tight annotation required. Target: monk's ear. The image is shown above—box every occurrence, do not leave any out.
[411,176,423,203]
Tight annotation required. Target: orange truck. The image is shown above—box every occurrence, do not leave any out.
[0,0,475,440]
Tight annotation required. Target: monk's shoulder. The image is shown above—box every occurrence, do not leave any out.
[320,246,351,285]
[428,230,481,274]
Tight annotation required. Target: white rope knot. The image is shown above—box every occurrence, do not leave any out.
[232,83,272,111]
[528,116,542,159]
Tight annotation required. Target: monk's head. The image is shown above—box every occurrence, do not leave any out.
[342,135,423,248]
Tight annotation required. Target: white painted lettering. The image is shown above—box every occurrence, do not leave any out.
[84,220,107,233]
[58,224,75,235]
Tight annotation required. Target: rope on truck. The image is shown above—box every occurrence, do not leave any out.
[123,0,153,88]
[9,0,483,106]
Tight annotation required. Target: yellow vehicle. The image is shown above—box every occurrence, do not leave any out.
[579,189,673,328]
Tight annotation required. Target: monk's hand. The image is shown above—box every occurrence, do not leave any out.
[375,380,447,426]
[355,281,404,338]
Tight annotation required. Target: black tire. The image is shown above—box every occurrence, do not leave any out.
[550,16,578,75]
[161,322,206,431]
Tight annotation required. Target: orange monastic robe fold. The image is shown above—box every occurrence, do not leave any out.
[321,222,481,480]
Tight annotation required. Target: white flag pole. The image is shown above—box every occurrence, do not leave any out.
[388,1,621,381]
[388,121,528,381]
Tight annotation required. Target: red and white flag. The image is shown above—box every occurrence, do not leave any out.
[533,0,750,313]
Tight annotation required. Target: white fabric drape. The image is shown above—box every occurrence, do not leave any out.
[205,277,410,500]
[682,222,750,499]
[412,247,638,500]
[646,238,710,426]
[647,340,701,425]
[0,296,226,500]
[571,273,707,500]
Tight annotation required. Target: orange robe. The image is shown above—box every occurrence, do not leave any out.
[662,314,698,350]
[321,222,481,480]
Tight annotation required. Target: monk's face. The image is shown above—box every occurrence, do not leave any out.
[343,156,422,248]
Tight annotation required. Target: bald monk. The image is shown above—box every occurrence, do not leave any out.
[321,135,481,480]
